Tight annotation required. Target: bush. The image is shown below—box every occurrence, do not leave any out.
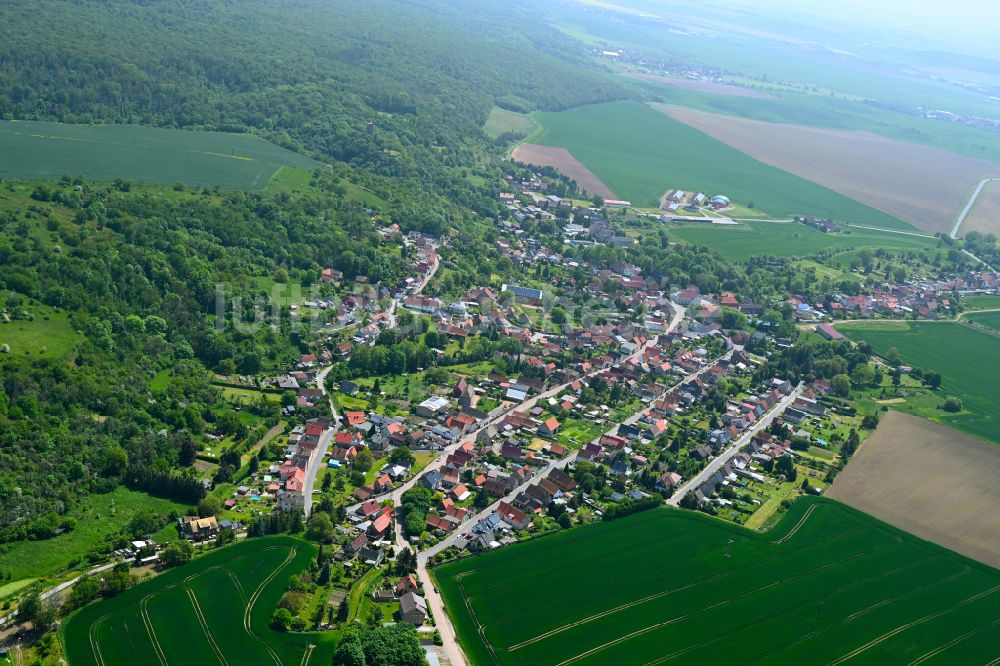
[941,397,963,413]
[271,607,293,632]
[789,437,811,451]
[601,495,663,521]
[160,540,193,568]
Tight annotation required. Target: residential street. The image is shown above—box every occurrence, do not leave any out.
[414,331,731,642]
[385,242,440,330]
[667,383,804,506]
[345,303,683,516]
[415,449,578,666]
[303,365,341,516]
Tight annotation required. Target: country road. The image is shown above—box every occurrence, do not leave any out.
[385,242,439,329]
[0,559,120,627]
[418,338,727,563]
[415,449,578,666]
[311,243,441,515]
[667,383,804,506]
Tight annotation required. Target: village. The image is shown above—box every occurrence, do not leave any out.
[149,177,868,640]
[32,164,1000,660]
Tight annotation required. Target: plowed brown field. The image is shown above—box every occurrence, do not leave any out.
[659,105,1000,234]
[511,143,616,199]
[827,411,1000,570]
[962,179,1000,236]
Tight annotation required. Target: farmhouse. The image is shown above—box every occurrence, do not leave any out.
[399,591,428,625]
[368,512,392,539]
[180,516,219,541]
[539,417,561,437]
[496,501,529,530]
[396,575,418,596]
[816,323,846,341]
[501,284,543,305]
[417,396,450,417]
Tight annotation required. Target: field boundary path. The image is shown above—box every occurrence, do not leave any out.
[843,223,935,238]
[0,559,120,627]
[950,177,1000,238]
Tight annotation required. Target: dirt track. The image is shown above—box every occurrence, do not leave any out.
[625,73,775,99]
[659,105,1000,234]
[511,144,616,199]
[827,411,1000,570]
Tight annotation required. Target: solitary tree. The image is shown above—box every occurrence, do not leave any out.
[354,448,375,473]
[337,598,350,623]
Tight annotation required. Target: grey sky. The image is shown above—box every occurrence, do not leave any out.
[702,0,1000,58]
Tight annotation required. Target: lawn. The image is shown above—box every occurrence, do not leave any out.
[0,577,37,599]
[529,100,914,230]
[669,220,935,262]
[838,321,1000,444]
[794,259,844,279]
[61,536,338,666]
[555,420,605,450]
[0,120,321,190]
[220,386,283,404]
[433,498,1000,666]
[148,369,172,391]
[411,451,437,475]
[0,307,82,359]
[0,487,189,581]
[253,276,308,306]
[340,180,389,209]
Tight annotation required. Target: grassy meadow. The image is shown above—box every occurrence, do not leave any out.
[529,101,913,230]
[484,107,538,140]
[434,498,1000,666]
[669,220,935,261]
[964,310,1000,333]
[838,320,1000,444]
[61,536,338,666]
[0,487,189,581]
[961,294,1000,311]
[0,120,321,190]
[0,307,82,360]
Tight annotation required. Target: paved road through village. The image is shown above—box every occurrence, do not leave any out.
[667,383,804,506]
